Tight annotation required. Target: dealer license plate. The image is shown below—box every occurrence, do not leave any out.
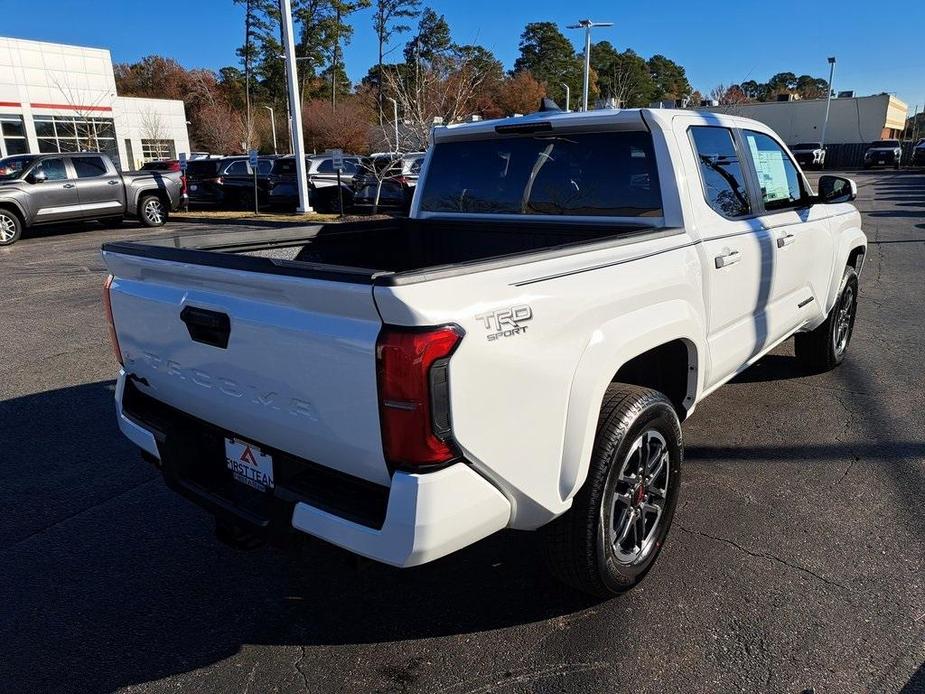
[225,438,274,491]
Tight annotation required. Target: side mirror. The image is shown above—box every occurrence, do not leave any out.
[817,175,857,204]
[28,169,47,184]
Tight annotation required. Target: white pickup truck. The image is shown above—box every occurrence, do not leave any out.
[102,108,866,597]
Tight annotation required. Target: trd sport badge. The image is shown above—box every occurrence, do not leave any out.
[475,305,533,341]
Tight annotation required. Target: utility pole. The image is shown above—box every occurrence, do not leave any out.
[820,56,836,150]
[331,6,340,111]
[567,19,612,111]
[263,106,277,154]
[244,0,253,149]
[561,83,570,111]
[280,0,311,212]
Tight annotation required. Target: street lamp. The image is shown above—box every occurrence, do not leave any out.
[387,97,400,153]
[262,105,277,155]
[567,19,613,111]
[279,0,311,212]
[561,83,571,112]
[820,56,836,154]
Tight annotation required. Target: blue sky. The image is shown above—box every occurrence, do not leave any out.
[2,0,923,112]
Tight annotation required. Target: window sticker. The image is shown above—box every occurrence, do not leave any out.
[747,135,791,203]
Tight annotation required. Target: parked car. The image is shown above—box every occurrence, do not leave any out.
[218,156,277,208]
[863,139,902,169]
[912,139,925,167]
[790,142,826,169]
[263,154,364,212]
[185,157,274,207]
[102,108,866,597]
[0,152,182,246]
[140,160,182,172]
[351,152,425,213]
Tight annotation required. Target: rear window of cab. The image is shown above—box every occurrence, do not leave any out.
[419,131,662,218]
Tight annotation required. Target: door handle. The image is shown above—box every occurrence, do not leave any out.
[776,233,796,248]
[62,183,75,189]
[714,250,741,269]
[107,180,119,185]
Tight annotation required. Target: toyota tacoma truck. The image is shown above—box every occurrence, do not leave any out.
[101,108,866,597]
[0,152,183,246]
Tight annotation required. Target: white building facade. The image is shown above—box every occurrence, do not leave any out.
[0,36,190,169]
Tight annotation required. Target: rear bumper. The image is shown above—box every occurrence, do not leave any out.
[114,371,510,567]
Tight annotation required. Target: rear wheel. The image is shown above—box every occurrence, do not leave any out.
[0,209,22,246]
[795,266,858,372]
[541,384,682,597]
[138,195,167,227]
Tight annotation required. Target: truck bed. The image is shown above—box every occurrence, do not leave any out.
[102,217,658,285]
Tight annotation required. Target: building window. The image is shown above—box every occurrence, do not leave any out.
[33,115,118,163]
[140,139,176,162]
[1,114,29,156]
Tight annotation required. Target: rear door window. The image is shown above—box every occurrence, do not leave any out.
[72,156,108,178]
[316,158,335,173]
[223,160,249,176]
[689,126,751,218]
[419,131,662,217]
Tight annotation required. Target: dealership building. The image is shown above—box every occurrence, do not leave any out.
[698,93,908,145]
[0,36,190,169]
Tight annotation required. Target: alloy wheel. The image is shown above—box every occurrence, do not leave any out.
[143,199,164,225]
[607,429,671,565]
[0,213,16,243]
[833,285,855,358]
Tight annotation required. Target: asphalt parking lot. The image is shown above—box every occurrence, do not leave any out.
[1,171,923,694]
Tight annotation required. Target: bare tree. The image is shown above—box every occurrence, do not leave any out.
[381,53,485,151]
[49,73,114,152]
[373,0,421,123]
[139,109,171,161]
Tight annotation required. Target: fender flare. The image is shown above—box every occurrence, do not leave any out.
[0,197,28,225]
[557,299,706,504]
[825,224,867,313]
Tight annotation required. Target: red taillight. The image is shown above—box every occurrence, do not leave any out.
[102,274,123,365]
[376,325,463,468]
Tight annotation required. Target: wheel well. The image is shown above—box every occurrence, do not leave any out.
[137,190,169,210]
[0,202,23,223]
[847,246,865,273]
[612,339,695,419]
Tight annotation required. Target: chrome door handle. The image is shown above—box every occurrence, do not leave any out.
[777,233,796,248]
[62,183,75,189]
[107,180,119,185]
[714,250,741,269]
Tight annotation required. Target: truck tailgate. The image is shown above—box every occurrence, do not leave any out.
[103,250,389,486]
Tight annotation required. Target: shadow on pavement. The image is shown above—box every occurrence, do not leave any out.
[0,380,596,694]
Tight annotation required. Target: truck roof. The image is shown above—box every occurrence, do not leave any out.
[435,107,771,143]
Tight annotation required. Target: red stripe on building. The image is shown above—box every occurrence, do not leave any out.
[30,103,112,112]
[0,101,22,108]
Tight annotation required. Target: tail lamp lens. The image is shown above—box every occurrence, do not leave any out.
[376,325,463,468]
[102,274,123,365]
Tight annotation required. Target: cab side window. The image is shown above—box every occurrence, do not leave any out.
[36,158,68,181]
[743,131,804,211]
[72,156,108,178]
[689,126,751,218]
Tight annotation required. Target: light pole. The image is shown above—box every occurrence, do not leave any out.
[567,19,613,111]
[820,56,836,152]
[388,97,400,153]
[279,0,311,212]
[561,83,571,111]
[262,105,277,154]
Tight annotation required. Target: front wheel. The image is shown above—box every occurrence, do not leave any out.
[0,209,22,246]
[541,384,682,597]
[138,195,167,227]
[795,266,859,372]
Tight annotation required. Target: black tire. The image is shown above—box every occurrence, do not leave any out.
[0,208,23,246]
[541,384,682,597]
[138,194,168,227]
[794,266,859,373]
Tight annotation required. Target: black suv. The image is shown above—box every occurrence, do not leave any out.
[863,140,902,169]
[185,157,275,207]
